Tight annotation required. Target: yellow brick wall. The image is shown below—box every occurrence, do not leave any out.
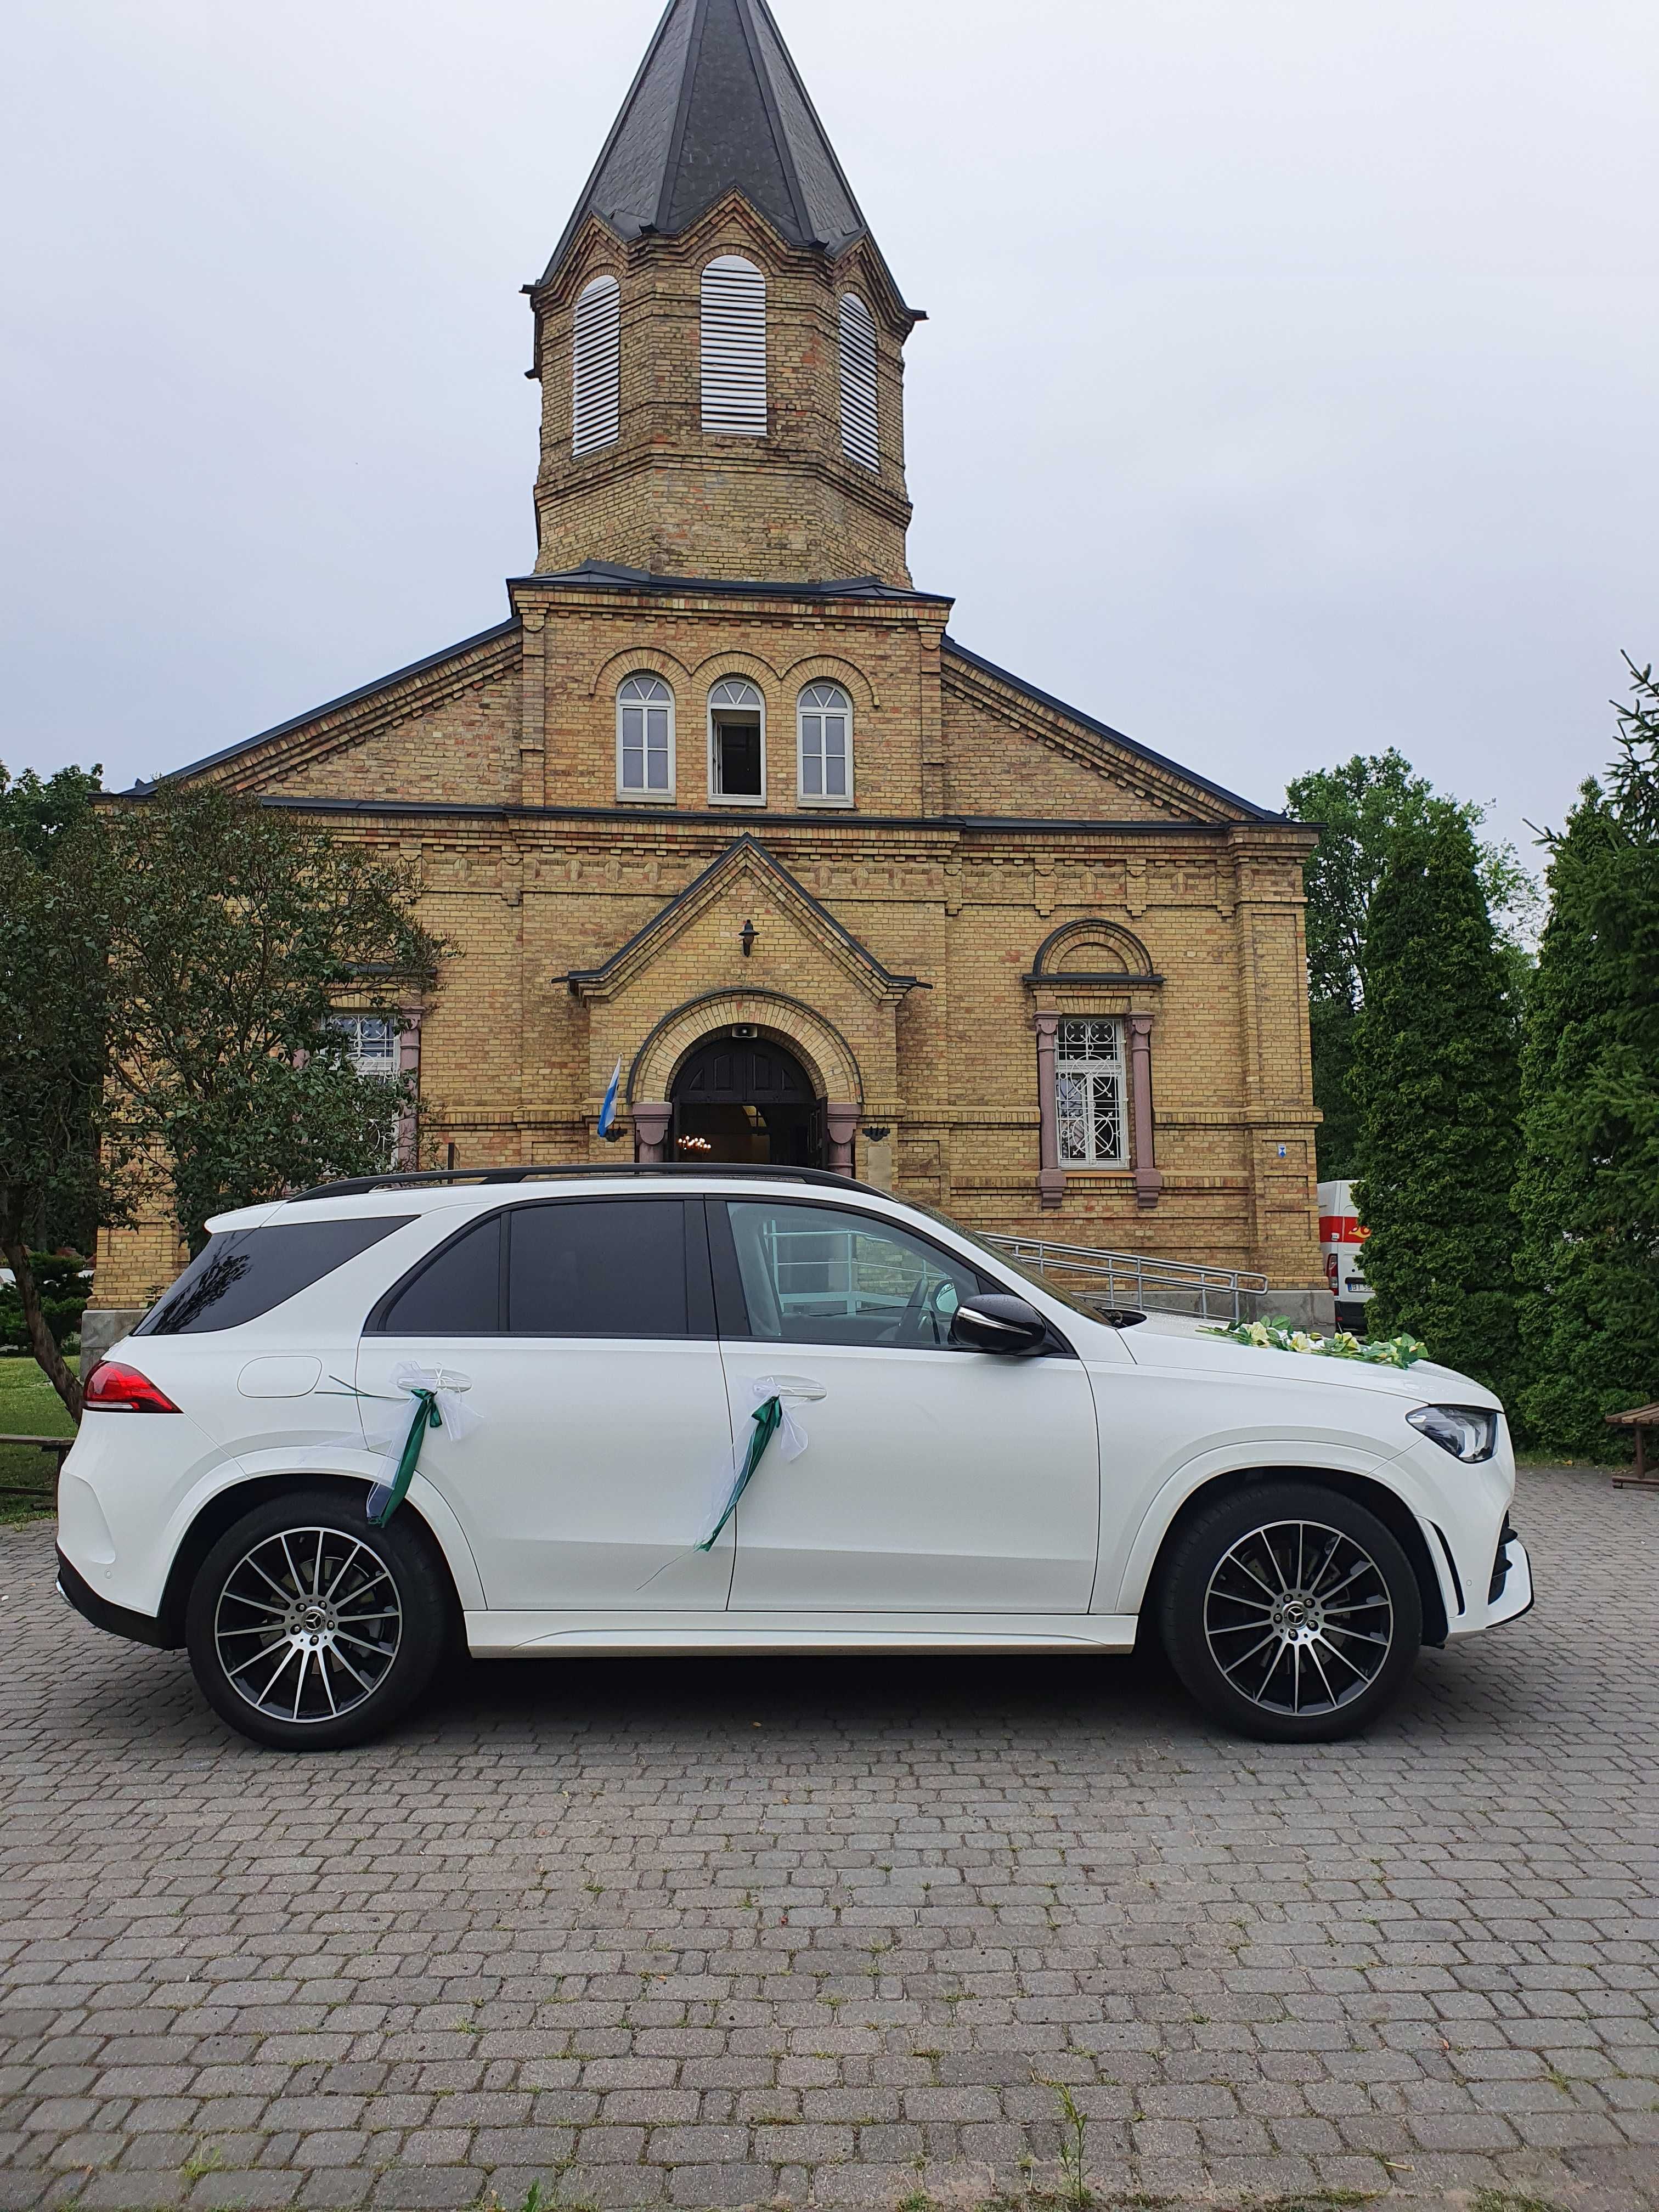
[92,585,1323,1312]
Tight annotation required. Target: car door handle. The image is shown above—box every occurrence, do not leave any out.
[765,1376,827,1401]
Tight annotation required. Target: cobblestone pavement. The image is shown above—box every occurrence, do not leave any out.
[2,1466,1656,2212]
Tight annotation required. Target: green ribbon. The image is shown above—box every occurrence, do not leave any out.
[368,1388,441,1527]
[697,1394,784,1553]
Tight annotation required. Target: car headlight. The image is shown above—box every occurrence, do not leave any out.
[1407,1404,1498,1463]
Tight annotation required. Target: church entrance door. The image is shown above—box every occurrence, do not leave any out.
[670,1034,823,1167]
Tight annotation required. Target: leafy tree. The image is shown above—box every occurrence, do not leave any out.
[100,782,446,1261]
[1513,659,1659,1457]
[0,1254,93,1356]
[0,759,104,865]
[0,766,109,1415]
[1286,752,1536,1176]
[1350,810,1522,1392]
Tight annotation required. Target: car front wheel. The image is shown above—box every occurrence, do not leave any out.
[185,1488,452,1750]
[1157,1480,1423,1742]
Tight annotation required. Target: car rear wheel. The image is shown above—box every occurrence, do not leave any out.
[185,1488,451,1750]
[1157,1480,1423,1742]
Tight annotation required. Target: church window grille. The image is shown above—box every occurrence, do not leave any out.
[701,256,767,437]
[1056,1019,1126,1168]
[797,683,852,803]
[838,294,878,470]
[332,1015,398,1076]
[617,674,674,798]
[708,678,766,804]
[572,274,621,456]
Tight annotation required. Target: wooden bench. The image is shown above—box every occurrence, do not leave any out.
[0,1434,74,1495]
[1606,1402,1659,1491]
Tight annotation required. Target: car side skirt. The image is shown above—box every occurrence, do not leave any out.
[464,1611,1140,1657]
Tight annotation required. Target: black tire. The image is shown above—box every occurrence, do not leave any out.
[1157,1480,1422,1743]
[185,1487,453,1751]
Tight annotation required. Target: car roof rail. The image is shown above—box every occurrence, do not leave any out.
[283,1163,871,1203]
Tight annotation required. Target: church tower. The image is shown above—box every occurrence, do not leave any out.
[526,0,921,586]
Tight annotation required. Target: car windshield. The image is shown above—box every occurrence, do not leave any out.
[902,1198,1106,1323]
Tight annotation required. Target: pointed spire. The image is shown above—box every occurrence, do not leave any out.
[541,0,870,281]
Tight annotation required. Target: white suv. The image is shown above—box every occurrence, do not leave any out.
[55,1166,1532,1751]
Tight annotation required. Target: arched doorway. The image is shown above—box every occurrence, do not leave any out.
[670,1032,823,1166]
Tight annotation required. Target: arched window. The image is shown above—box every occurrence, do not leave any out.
[797,683,853,804]
[572,275,621,457]
[617,674,674,798]
[708,678,765,803]
[701,256,766,437]
[838,293,878,471]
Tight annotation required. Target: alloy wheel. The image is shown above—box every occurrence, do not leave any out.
[212,1526,403,1724]
[1202,1517,1393,1716]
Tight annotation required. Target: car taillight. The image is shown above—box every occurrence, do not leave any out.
[82,1361,182,1414]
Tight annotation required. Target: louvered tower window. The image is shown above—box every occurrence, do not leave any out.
[838,294,878,471]
[572,275,620,456]
[701,256,767,437]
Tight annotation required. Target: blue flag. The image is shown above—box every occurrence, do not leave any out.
[597,1056,623,1141]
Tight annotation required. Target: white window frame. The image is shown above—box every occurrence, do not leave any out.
[332,1014,399,1078]
[796,682,854,807]
[701,255,767,438]
[572,274,622,457]
[616,673,676,802]
[1055,1018,1128,1169]
[707,677,767,806]
[838,292,879,471]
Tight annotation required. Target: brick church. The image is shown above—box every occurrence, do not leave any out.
[93,0,1325,1321]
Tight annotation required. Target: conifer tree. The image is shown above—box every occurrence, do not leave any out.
[1286,752,1534,1177]
[1350,811,1522,1391]
[1513,663,1659,1456]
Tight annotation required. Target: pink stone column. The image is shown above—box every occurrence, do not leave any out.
[396,1007,425,1169]
[1035,1013,1065,1210]
[825,1103,860,1177]
[1127,1013,1163,1210]
[633,1101,672,1165]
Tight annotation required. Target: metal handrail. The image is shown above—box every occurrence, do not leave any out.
[981,1233,1268,1324]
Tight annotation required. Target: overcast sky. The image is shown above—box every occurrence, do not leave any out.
[5,0,1656,860]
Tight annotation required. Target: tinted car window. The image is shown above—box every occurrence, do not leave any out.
[375,1214,503,1336]
[509,1199,689,1338]
[137,1217,414,1336]
[721,1200,987,1349]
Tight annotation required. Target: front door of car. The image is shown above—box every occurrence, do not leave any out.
[712,1198,1100,1612]
[354,1195,734,1610]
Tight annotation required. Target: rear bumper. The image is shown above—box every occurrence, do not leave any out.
[56,1549,170,1649]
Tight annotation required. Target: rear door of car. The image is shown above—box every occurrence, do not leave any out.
[355,1195,735,1609]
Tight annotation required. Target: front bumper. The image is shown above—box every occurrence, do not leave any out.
[1452,1528,1534,1635]
[56,1550,170,1649]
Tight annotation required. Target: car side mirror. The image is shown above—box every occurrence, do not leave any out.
[950,1294,1051,1355]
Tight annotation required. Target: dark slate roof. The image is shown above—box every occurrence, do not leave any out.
[124,619,521,792]
[942,636,1287,825]
[540,0,870,281]
[516,559,945,604]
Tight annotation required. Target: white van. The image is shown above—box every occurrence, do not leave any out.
[1318,1180,1374,1330]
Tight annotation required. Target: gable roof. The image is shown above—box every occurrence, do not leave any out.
[123,619,521,794]
[561,834,924,1003]
[942,636,1286,825]
[540,0,873,280]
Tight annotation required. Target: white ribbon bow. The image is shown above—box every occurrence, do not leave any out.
[362,1363,482,1463]
[695,1375,810,1551]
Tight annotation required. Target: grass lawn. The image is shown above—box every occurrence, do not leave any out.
[0,1353,77,1524]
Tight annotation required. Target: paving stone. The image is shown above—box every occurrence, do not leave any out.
[1,1470,1655,2212]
